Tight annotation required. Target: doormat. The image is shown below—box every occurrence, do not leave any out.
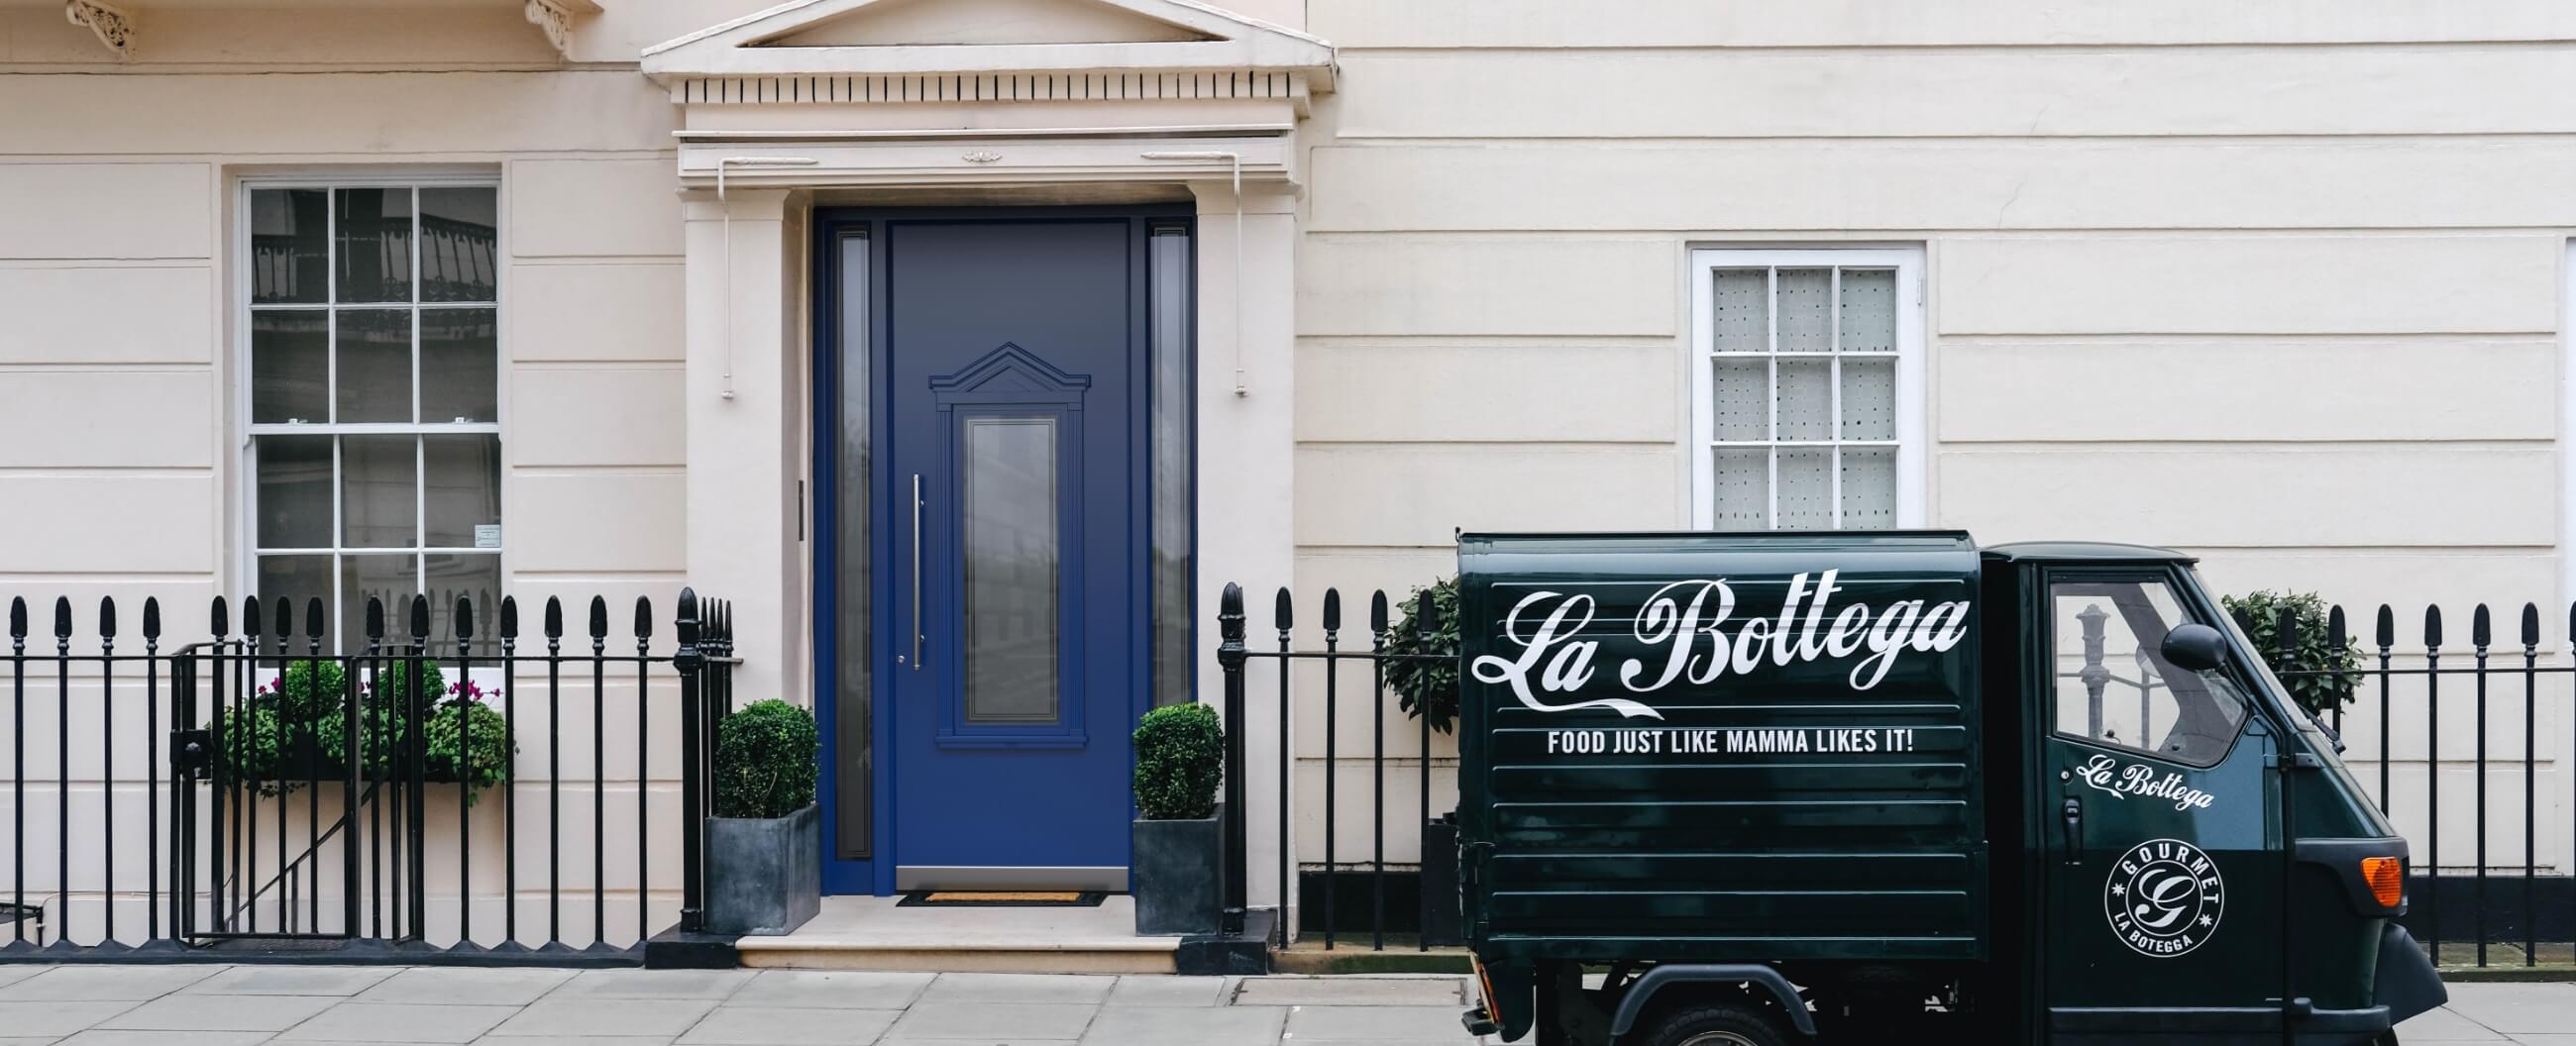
[897,890,1108,907]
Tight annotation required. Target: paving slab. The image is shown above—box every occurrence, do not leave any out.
[1284,1003,1487,1042]
[876,1040,1071,1046]
[355,968,578,1006]
[679,1005,899,1045]
[184,966,401,996]
[0,999,140,1037]
[0,965,224,1001]
[728,970,935,1009]
[2400,1002,2508,1041]
[2440,982,2576,1037]
[56,1033,277,1046]
[885,1001,1099,1040]
[484,997,720,1038]
[549,969,755,1000]
[918,973,1116,1004]
[0,966,44,989]
[277,1001,519,1043]
[1234,975,1465,1007]
[1076,1003,1285,1046]
[1104,975,1229,1006]
[463,1039,677,1046]
[102,992,341,1031]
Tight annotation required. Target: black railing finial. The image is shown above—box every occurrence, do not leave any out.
[2474,604,2494,651]
[1219,582,1244,646]
[2375,604,2394,652]
[544,596,564,641]
[2424,605,2444,650]
[98,596,116,641]
[409,593,431,643]
[366,597,384,643]
[141,596,160,643]
[500,596,519,641]
[2521,603,2540,652]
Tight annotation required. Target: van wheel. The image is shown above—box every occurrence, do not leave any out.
[1633,1002,1792,1046]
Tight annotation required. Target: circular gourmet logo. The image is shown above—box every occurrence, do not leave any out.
[2104,838,2224,957]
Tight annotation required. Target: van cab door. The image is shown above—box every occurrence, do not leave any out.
[2038,570,2286,1045]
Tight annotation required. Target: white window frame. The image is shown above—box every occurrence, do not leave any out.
[1686,246,1927,530]
[234,175,506,648]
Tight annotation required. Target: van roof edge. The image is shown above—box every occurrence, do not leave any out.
[1980,540,2196,564]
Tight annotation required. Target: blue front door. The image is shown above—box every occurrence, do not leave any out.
[874,216,1149,890]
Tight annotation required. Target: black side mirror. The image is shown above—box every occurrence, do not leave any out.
[2162,623,2229,673]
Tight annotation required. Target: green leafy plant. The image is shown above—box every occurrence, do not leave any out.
[214,660,513,803]
[1383,576,1460,735]
[1132,702,1223,820]
[713,699,818,819]
[2222,590,2361,717]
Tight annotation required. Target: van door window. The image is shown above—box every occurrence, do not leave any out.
[2050,577,2250,766]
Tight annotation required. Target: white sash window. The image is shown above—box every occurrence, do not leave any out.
[1689,248,1926,530]
[241,180,502,649]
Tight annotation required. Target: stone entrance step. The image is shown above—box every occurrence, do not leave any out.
[733,895,1180,974]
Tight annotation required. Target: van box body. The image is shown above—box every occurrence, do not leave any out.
[1457,531,1986,965]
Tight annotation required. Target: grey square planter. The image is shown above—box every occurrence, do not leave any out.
[1131,809,1220,936]
[706,802,820,936]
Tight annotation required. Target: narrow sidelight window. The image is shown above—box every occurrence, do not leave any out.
[1148,225,1195,707]
[245,182,501,649]
[1689,248,1924,530]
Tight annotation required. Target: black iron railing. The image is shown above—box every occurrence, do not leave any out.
[2266,602,2576,969]
[0,587,732,963]
[1213,584,2576,970]
[1217,581,1456,952]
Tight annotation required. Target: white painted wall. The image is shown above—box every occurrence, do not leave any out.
[1291,1,2576,876]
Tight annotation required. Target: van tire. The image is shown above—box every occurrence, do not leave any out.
[1632,1002,1794,1046]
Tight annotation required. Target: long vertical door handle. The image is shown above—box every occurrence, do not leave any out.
[911,472,923,671]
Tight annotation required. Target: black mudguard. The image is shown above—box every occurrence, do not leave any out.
[2374,923,2447,1026]
[1607,965,1817,1039]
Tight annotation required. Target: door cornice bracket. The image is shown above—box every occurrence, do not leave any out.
[64,0,135,60]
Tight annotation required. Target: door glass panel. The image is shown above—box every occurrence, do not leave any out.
[2050,576,2250,766]
[1148,226,1193,708]
[962,415,1059,724]
[834,232,872,857]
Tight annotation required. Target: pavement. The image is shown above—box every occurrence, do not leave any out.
[0,964,2549,1044]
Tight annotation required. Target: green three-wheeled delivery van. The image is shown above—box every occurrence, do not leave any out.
[1452,532,2445,1046]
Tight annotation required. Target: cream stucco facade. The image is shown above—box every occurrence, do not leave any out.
[4,0,2575,945]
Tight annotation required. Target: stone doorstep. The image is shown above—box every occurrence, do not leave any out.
[735,938,1179,975]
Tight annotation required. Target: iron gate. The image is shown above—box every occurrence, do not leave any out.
[166,599,442,946]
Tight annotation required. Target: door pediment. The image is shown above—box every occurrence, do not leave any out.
[643,0,1335,89]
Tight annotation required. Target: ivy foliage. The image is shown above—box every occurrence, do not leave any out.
[2221,589,2361,717]
[713,699,818,820]
[214,660,514,803]
[1383,577,1461,735]
[1132,702,1224,821]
